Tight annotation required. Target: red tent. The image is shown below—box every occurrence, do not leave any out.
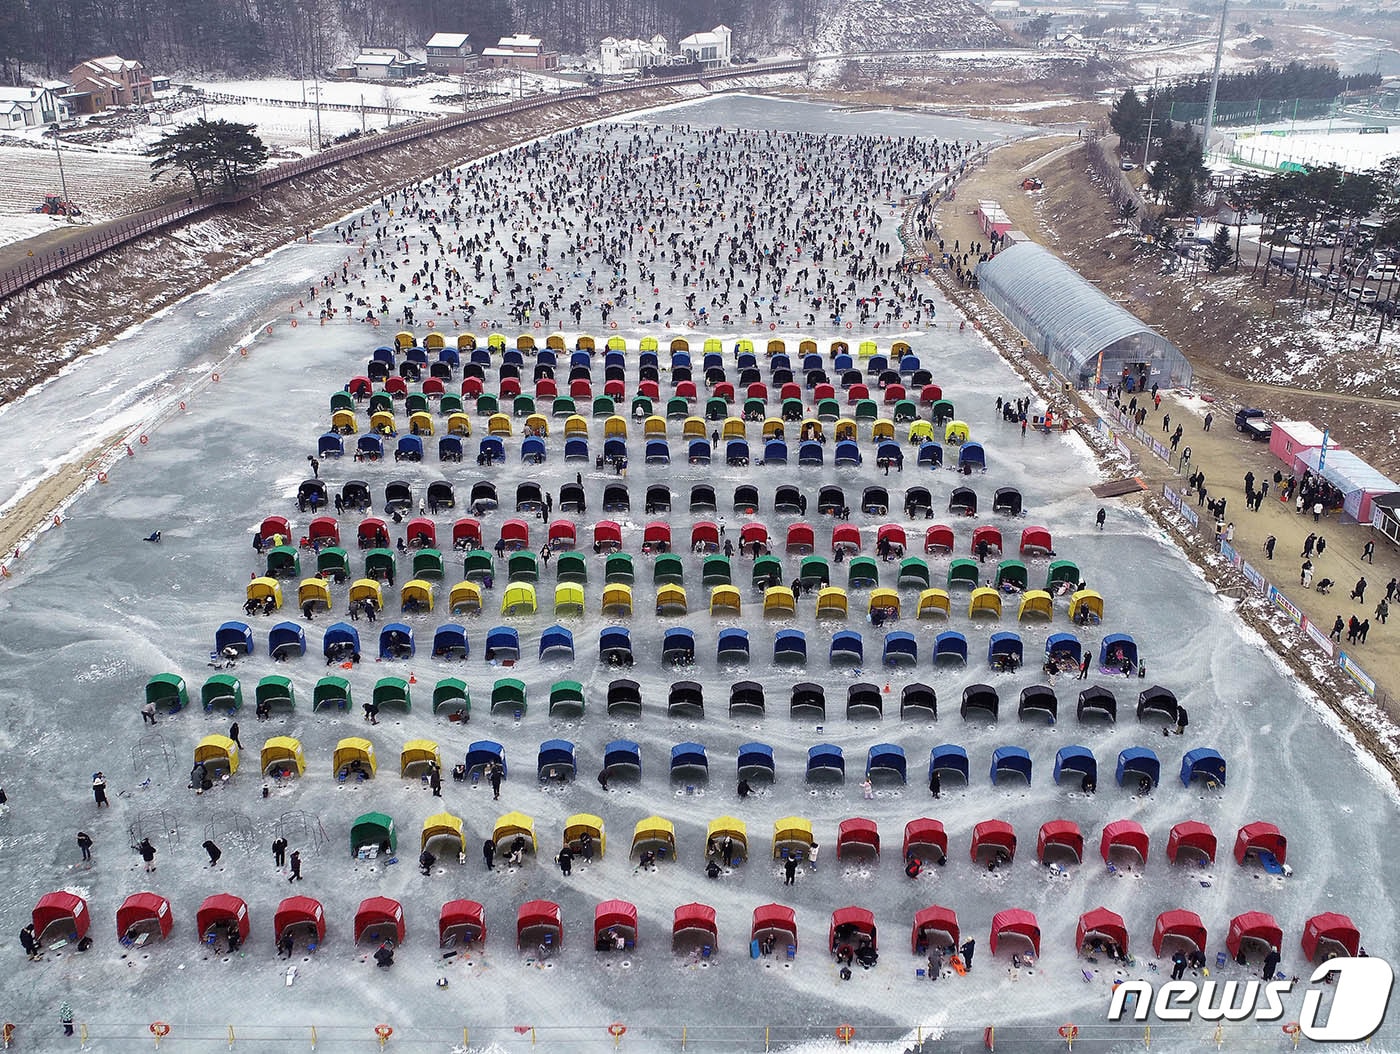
[383,377,407,397]
[117,892,172,941]
[501,519,531,549]
[570,378,592,399]
[970,525,1002,555]
[1166,821,1217,864]
[260,515,292,542]
[690,522,719,550]
[923,524,955,553]
[357,517,388,548]
[911,905,960,954]
[452,518,483,550]
[594,900,639,945]
[675,381,697,400]
[832,524,861,553]
[461,376,484,397]
[196,894,249,943]
[643,522,672,550]
[752,903,797,950]
[348,376,372,396]
[920,384,944,402]
[1227,912,1283,960]
[32,891,90,941]
[837,817,880,858]
[673,903,718,949]
[710,381,732,402]
[593,520,624,551]
[404,517,436,547]
[1100,820,1150,863]
[274,896,326,943]
[786,523,816,553]
[500,376,522,397]
[440,900,486,946]
[1076,907,1128,956]
[1153,910,1207,955]
[829,906,877,953]
[883,383,907,404]
[1036,820,1083,863]
[971,819,1016,863]
[354,896,405,944]
[989,909,1040,957]
[1234,821,1287,865]
[1301,913,1360,961]
[847,383,870,402]
[547,520,577,550]
[903,818,948,862]
[1019,526,1053,556]
[877,524,907,552]
[535,378,559,399]
[517,900,562,948]
[739,523,770,550]
[308,517,340,546]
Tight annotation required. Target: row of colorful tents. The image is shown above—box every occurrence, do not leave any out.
[29,889,1360,964]
[378,330,926,359]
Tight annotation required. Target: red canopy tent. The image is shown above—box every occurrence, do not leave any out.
[832,524,861,553]
[500,376,522,398]
[786,523,816,554]
[672,903,718,949]
[1036,820,1083,863]
[354,896,405,944]
[637,380,659,400]
[970,525,1002,555]
[1101,819,1150,863]
[643,522,672,550]
[535,378,559,399]
[308,517,340,546]
[903,818,947,862]
[829,906,877,953]
[461,376,484,397]
[923,524,955,553]
[690,522,719,550]
[383,377,407,397]
[404,517,437,547]
[1019,526,1053,556]
[919,384,944,403]
[348,376,372,396]
[593,520,624,551]
[440,900,486,946]
[837,817,880,858]
[739,523,770,551]
[1301,913,1360,961]
[1076,907,1129,956]
[117,892,172,941]
[358,517,388,548]
[196,894,249,943]
[1153,910,1207,955]
[1166,821,1217,864]
[1227,912,1283,961]
[32,891,89,941]
[1234,822,1287,865]
[971,819,1016,863]
[547,520,577,550]
[877,524,907,552]
[752,903,797,950]
[274,896,326,943]
[452,518,482,549]
[517,900,562,948]
[594,900,639,945]
[501,519,531,549]
[260,515,291,542]
[911,905,959,954]
[989,909,1040,957]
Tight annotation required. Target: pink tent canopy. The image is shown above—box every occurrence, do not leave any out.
[989,908,1040,957]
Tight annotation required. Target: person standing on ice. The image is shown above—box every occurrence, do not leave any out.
[77,831,93,863]
[91,773,108,807]
[482,839,496,870]
[203,840,222,867]
[1095,508,1105,530]
[1078,654,1091,680]
[783,857,798,886]
[489,763,502,801]
[139,838,156,872]
[960,939,976,971]
[272,837,288,868]
[1262,946,1281,980]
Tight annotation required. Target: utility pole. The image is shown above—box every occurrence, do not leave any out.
[1201,0,1229,161]
[50,123,73,222]
[1142,65,1161,169]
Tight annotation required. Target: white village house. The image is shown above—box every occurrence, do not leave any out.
[352,47,425,80]
[599,35,669,76]
[425,33,476,75]
[0,85,67,130]
[678,25,732,68]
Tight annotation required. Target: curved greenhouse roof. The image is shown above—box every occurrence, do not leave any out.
[977,243,1192,390]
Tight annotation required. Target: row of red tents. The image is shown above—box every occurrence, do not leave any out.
[31,890,1360,964]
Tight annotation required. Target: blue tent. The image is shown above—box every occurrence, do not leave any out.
[378,622,415,660]
[834,440,862,466]
[571,350,592,369]
[671,351,691,370]
[503,348,525,367]
[662,628,695,665]
[770,353,791,372]
[372,346,396,365]
[269,621,306,659]
[1099,633,1138,671]
[990,746,1032,785]
[439,435,463,461]
[882,631,918,666]
[830,630,864,665]
[1045,632,1082,665]
[933,630,968,666]
[538,625,575,661]
[472,348,493,367]
[773,629,807,664]
[521,436,547,464]
[599,626,633,665]
[477,437,505,464]
[638,350,658,370]
[898,354,921,375]
[537,740,576,780]
[564,437,589,461]
[670,742,708,776]
[866,354,888,374]
[396,435,423,461]
[438,346,461,367]
[726,440,750,465]
[466,740,506,777]
[958,442,985,471]
[404,346,428,364]
[737,742,776,780]
[866,743,907,782]
[645,439,670,464]
[1053,745,1097,785]
[604,437,628,462]
[917,442,943,468]
[1180,748,1226,787]
[716,628,750,663]
[806,743,845,780]
[322,622,359,659]
[798,441,824,466]
[318,433,345,458]
[356,435,384,460]
[215,621,254,656]
[1116,747,1160,788]
[432,623,469,660]
[876,441,904,469]
[798,353,820,372]
[603,349,624,371]
[688,439,712,464]
[603,739,642,775]
[929,744,969,783]
[702,352,723,372]
[484,625,520,662]
[763,439,788,465]
[988,632,1023,670]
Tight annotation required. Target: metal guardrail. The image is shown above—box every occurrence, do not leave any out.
[0,60,806,301]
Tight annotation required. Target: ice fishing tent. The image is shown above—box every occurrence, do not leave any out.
[846,681,881,717]
[662,628,696,665]
[988,632,1022,670]
[440,900,485,947]
[1181,748,1227,788]
[333,738,376,779]
[378,623,415,660]
[322,623,360,661]
[866,744,907,782]
[201,675,242,713]
[595,900,639,948]
[989,909,1040,957]
[431,677,468,716]
[274,896,326,947]
[33,891,89,941]
[730,682,765,715]
[1077,685,1117,724]
[547,680,585,717]
[1137,685,1179,723]
[773,629,807,664]
[603,739,642,777]
[670,742,708,777]
[990,746,1032,785]
[836,818,880,858]
[912,906,959,954]
[706,817,748,861]
[372,676,411,714]
[790,682,825,717]
[737,742,776,782]
[195,734,239,775]
[536,740,577,781]
[904,819,948,863]
[933,631,968,666]
[882,631,918,666]
[196,894,248,944]
[432,624,469,661]
[673,903,718,951]
[1037,820,1084,863]
[1153,910,1207,955]
[961,684,999,722]
[399,740,441,778]
[351,812,396,855]
[631,816,676,858]
[1115,747,1159,788]
[1099,633,1138,672]
[562,814,605,858]
[261,736,305,777]
[1101,819,1150,863]
[606,680,641,716]
[900,683,937,719]
[947,559,980,591]
[806,744,845,781]
[1019,526,1053,556]
[216,621,255,656]
[146,673,189,713]
[599,626,633,665]
[118,892,172,942]
[492,812,537,854]
[1227,912,1284,963]
[1234,821,1287,866]
[354,897,405,945]
[485,627,521,662]
[1302,913,1361,961]
[1077,908,1128,957]
[1069,590,1104,624]
[1167,821,1217,864]
[829,907,877,953]
[1018,685,1058,724]
[517,901,561,948]
[465,741,506,778]
[1053,745,1097,786]
[971,820,1017,864]
[930,744,970,785]
[753,904,799,951]
[421,813,467,857]
[976,243,1192,388]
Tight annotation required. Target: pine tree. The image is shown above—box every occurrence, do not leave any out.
[1206,225,1234,272]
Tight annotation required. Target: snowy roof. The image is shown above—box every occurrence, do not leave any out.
[499,34,543,48]
[0,86,46,103]
[680,25,731,46]
[976,242,1192,387]
[355,49,412,66]
[79,55,143,74]
[426,33,470,48]
[1297,447,1396,498]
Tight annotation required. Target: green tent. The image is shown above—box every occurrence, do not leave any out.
[146,673,188,713]
[703,555,734,587]
[256,675,295,712]
[652,553,685,586]
[432,677,470,715]
[374,677,411,713]
[491,678,527,714]
[317,547,350,581]
[605,553,635,585]
[847,556,880,589]
[313,676,352,712]
[201,674,243,712]
[508,551,540,583]
[995,559,1028,592]
[265,546,301,579]
[897,557,930,589]
[555,551,588,584]
[948,558,981,590]
[549,680,586,716]
[351,812,396,855]
[1046,560,1080,591]
[412,549,445,581]
[798,555,831,589]
[751,555,783,590]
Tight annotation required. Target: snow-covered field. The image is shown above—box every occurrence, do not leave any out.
[0,96,1397,1052]
[1226,127,1400,174]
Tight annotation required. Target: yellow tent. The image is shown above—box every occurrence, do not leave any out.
[761,418,785,440]
[706,816,748,857]
[564,813,606,857]
[639,336,659,352]
[601,584,633,618]
[487,332,506,350]
[457,333,477,350]
[516,334,536,351]
[409,411,435,436]
[798,339,818,355]
[349,579,384,608]
[800,418,824,440]
[917,588,952,619]
[524,414,549,437]
[968,587,1003,619]
[331,409,357,433]
[834,418,857,441]
[815,587,849,620]
[247,577,283,608]
[564,414,589,438]
[655,585,688,616]
[891,339,911,358]
[370,411,397,436]
[682,416,707,439]
[868,589,901,618]
[577,335,596,351]
[423,331,445,350]
[401,579,435,612]
[449,581,482,614]
[554,582,585,617]
[393,330,415,348]
[195,735,239,774]
[766,338,785,355]
[298,578,332,611]
[643,416,667,439]
[492,811,537,852]
[260,736,304,776]
[669,337,689,352]
[400,739,441,777]
[763,586,796,618]
[421,812,466,855]
[447,412,472,436]
[1069,589,1105,622]
[606,335,626,352]
[501,583,538,616]
[488,413,513,437]
[721,417,746,440]
[603,415,629,438]
[632,816,676,857]
[945,420,970,444]
[871,420,895,441]
[908,421,935,444]
[709,585,741,616]
[702,337,722,355]
[772,816,814,857]
[333,737,377,778]
[1018,589,1055,621]
[857,340,878,358]
[736,339,755,355]
[545,334,566,351]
